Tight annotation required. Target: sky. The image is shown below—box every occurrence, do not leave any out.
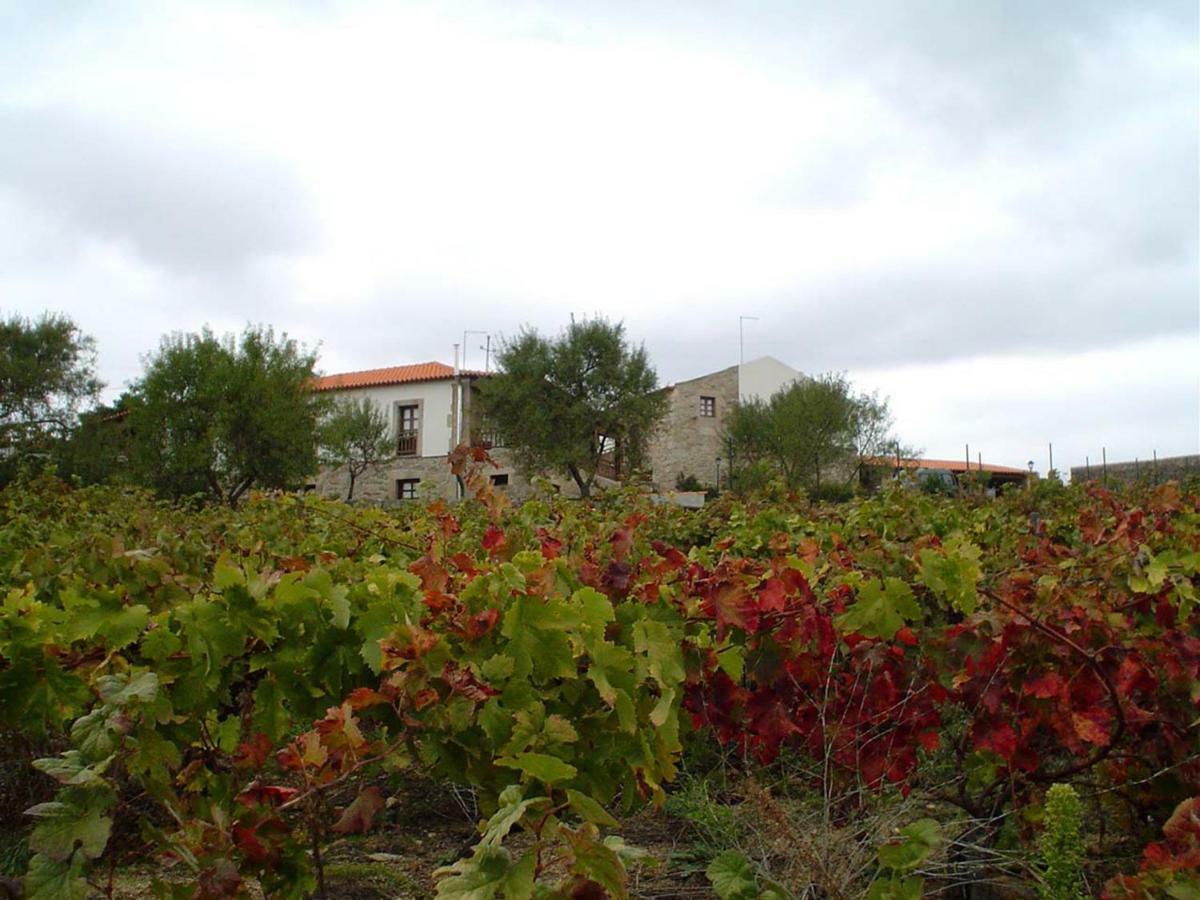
[2,0,1197,475]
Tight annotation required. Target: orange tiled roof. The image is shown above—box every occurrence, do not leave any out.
[311,362,488,392]
[868,456,1029,475]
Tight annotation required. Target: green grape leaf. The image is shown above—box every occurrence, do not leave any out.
[97,671,158,707]
[435,845,515,899]
[918,533,982,615]
[480,653,515,682]
[633,619,685,689]
[23,853,90,900]
[867,876,926,900]
[543,714,578,745]
[835,577,920,640]
[139,626,182,662]
[496,752,577,784]
[566,789,619,828]
[66,600,150,650]
[878,818,941,872]
[252,676,290,743]
[561,824,627,899]
[480,785,545,847]
[70,710,116,760]
[574,587,615,635]
[33,751,112,787]
[26,801,111,861]
[478,699,511,746]
[213,560,245,590]
[716,646,745,681]
[500,851,535,899]
[706,850,758,900]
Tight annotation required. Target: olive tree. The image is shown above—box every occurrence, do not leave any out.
[725,372,902,493]
[128,326,325,505]
[318,397,391,500]
[0,312,101,478]
[478,318,667,498]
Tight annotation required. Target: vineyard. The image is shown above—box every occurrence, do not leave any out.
[1,450,1198,899]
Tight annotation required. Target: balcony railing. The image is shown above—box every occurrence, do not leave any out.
[475,430,503,449]
[396,429,418,457]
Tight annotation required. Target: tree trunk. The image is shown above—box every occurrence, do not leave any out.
[566,462,590,499]
[346,469,356,501]
[227,474,254,507]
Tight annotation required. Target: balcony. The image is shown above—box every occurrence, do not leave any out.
[396,429,418,457]
[474,429,503,449]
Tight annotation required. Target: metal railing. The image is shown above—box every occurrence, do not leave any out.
[479,430,504,449]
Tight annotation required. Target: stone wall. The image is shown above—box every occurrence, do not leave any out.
[315,448,538,506]
[645,365,739,491]
[1070,454,1200,486]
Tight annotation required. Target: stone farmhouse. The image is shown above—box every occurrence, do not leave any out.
[311,362,533,502]
[645,356,802,491]
[312,355,804,503]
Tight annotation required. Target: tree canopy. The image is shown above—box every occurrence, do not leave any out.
[127,326,324,505]
[0,312,101,476]
[725,372,902,494]
[478,318,667,497]
[318,397,391,500]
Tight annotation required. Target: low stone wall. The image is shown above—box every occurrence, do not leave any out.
[1070,454,1200,486]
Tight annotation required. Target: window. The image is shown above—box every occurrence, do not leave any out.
[490,473,509,488]
[396,404,419,456]
[699,396,716,417]
[396,478,420,500]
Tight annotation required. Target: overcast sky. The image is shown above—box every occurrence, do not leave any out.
[2,0,1197,474]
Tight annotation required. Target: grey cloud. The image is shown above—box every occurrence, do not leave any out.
[762,258,1195,372]
[0,107,316,273]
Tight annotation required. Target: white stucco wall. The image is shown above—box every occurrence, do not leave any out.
[325,380,457,457]
[737,356,802,402]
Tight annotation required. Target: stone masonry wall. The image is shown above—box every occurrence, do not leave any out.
[1070,454,1200,486]
[645,365,739,491]
[316,448,537,506]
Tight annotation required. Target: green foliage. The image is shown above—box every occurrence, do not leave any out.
[127,325,324,505]
[835,576,920,640]
[318,396,392,499]
[665,775,741,863]
[1038,784,1086,900]
[705,850,786,900]
[53,397,135,486]
[724,372,899,493]
[867,819,941,899]
[478,318,667,497]
[917,532,982,615]
[0,312,101,483]
[707,850,758,899]
[1,466,1198,897]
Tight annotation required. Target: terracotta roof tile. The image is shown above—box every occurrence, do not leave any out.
[867,456,1029,475]
[311,362,488,392]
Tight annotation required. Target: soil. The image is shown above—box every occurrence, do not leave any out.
[108,776,715,899]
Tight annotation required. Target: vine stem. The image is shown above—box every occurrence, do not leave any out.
[276,736,407,814]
